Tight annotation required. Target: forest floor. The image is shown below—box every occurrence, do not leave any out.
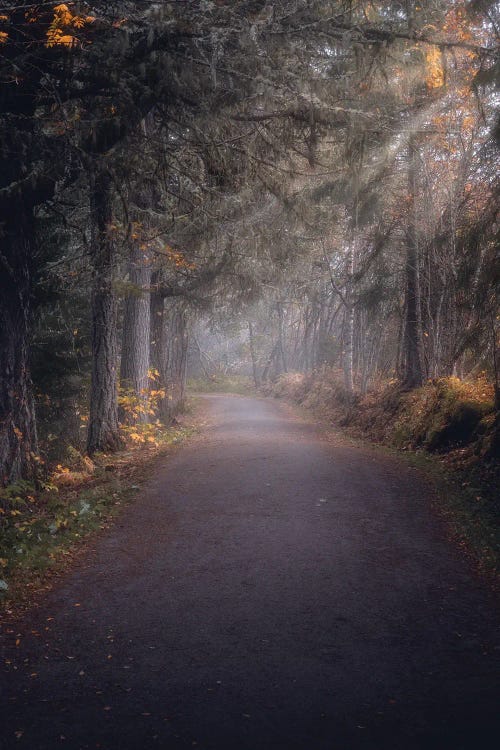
[0,410,205,618]
[1,394,499,750]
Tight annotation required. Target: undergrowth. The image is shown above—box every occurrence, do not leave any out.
[266,369,499,578]
[187,375,255,395]
[0,420,195,613]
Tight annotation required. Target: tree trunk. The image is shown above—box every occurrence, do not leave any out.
[0,211,38,485]
[87,170,122,454]
[150,293,189,421]
[167,303,189,415]
[277,302,288,375]
[343,304,355,393]
[343,241,355,394]
[403,137,425,388]
[248,321,260,388]
[261,340,280,383]
[150,277,172,423]
[120,243,151,423]
[150,273,165,372]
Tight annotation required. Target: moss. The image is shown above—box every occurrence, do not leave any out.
[425,400,491,451]
[187,375,255,395]
[0,421,197,613]
[392,424,414,449]
[267,370,496,462]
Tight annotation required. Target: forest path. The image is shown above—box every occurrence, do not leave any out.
[1,394,499,750]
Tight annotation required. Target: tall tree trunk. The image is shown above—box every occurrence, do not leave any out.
[87,170,122,454]
[150,293,189,421]
[167,303,189,415]
[0,210,38,485]
[492,312,500,412]
[302,307,312,371]
[150,275,171,423]
[150,273,165,374]
[277,302,288,375]
[261,340,280,383]
[248,321,260,388]
[343,242,355,393]
[120,243,151,423]
[403,136,425,388]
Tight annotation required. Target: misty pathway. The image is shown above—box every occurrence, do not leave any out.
[2,394,499,750]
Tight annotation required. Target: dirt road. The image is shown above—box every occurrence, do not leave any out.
[1,394,499,749]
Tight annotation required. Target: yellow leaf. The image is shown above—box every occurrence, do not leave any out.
[425,46,444,89]
[59,34,76,46]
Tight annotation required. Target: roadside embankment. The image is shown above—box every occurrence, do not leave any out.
[0,404,203,616]
[264,370,499,578]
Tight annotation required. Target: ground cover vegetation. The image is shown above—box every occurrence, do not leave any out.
[0,2,499,593]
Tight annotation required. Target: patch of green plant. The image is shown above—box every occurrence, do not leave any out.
[391,450,499,579]
[0,423,196,609]
[1,475,123,602]
[391,424,413,449]
[187,375,255,395]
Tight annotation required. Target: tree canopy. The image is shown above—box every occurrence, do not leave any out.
[0,1,498,484]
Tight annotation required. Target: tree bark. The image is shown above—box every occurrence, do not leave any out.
[343,304,355,393]
[343,241,355,393]
[248,321,260,387]
[150,292,189,422]
[261,340,280,383]
[87,170,122,454]
[403,136,425,388]
[0,210,38,485]
[167,303,189,415]
[150,275,171,423]
[277,302,288,375]
[120,243,152,423]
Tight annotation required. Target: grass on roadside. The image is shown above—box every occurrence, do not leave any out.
[187,375,256,395]
[383,447,500,581]
[267,371,499,582]
[0,419,196,615]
